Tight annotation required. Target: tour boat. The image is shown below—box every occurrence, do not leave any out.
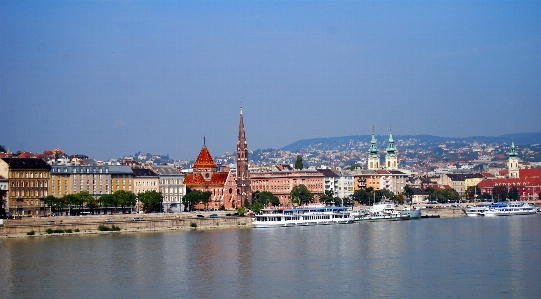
[482,202,537,217]
[252,206,354,228]
[464,205,489,216]
[354,202,410,221]
[399,205,422,219]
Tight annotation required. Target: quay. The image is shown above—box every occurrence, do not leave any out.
[0,212,253,238]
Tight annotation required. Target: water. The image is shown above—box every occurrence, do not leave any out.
[1,216,541,299]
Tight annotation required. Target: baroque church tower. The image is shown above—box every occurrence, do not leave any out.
[367,127,380,170]
[507,141,519,178]
[236,106,251,205]
[385,127,398,170]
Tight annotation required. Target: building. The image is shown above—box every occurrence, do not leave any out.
[183,144,241,210]
[507,141,519,178]
[367,128,380,170]
[335,171,355,199]
[0,158,51,217]
[132,168,159,212]
[385,128,398,170]
[236,106,251,204]
[152,165,186,213]
[317,168,339,196]
[478,168,541,201]
[354,169,408,194]
[438,173,484,196]
[50,164,134,199]
[250,169,325,206]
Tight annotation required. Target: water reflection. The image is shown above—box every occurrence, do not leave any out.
[1,217,540,299]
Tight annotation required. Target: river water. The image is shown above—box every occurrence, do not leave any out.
[1,215,540,299]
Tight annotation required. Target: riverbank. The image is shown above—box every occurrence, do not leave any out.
[0,212,253,238]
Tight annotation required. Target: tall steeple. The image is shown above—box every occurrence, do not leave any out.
[367,126,380,170]
[236,106,251,205]
[507,140,519,178]
[385,126,398,169]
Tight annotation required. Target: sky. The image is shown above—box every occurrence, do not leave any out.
[1,1,540,160]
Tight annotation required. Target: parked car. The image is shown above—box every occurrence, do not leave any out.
[46,220,55,225]
[210,214,218,218]
[196,214,204,218]
[132,217,144,221]
[105,218,114,223]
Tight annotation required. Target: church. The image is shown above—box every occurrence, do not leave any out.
[183,107,251,209]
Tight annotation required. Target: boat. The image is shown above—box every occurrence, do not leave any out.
[463,205,490,217]
[252,206,354,228]
[354,202,410,221]
[399,205,422,219]
[482,202,537,217]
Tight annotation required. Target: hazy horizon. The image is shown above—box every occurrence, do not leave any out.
[2,1,540,160]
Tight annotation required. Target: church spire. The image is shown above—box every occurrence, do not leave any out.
[368,126,379,156]
[236,106,251,205]
[386,126,396,156]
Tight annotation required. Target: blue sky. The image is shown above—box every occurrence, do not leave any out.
[1,1,540,160]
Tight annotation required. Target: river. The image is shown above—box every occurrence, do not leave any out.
[1,215,540,298]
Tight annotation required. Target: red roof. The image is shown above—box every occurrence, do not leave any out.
[519,168,541,178]
[211,172,229,185]
[193,146,217,169]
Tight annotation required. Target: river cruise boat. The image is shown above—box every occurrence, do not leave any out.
[354,202,410,221]
[252,206,354,228]
[464,205,490,216]
[482,202,537,217]
[399,206,422,219]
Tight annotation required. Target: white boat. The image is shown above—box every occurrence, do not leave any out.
[355,202,410,221]
[464,205,489,217]
[482,202,537,217]
[252,206,354,228]
[400,206,422,219]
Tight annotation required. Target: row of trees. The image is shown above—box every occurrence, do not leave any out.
[43,190,164,214]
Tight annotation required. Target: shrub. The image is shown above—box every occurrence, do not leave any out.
[46,228,54,234]
[190,222,197,228]
[98,225,111,231]
[53,229,65,234]
[65,229,73,233]
[74,228,80,232]
[111,225,121,231]
[27,231,35,236]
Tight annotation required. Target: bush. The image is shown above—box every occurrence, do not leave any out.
[53,229,65,234]
[111,225,121,231]
[74,228,80,232]
[190,222,197,228]
[65,229,73,233]
[27,231,35,236]
[98,225,111,231]
[46,228,54,234]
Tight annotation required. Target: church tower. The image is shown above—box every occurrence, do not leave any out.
[385,127,398,170]
[367,127,380,170]
[236,106,251,205]
[508,141,519,178]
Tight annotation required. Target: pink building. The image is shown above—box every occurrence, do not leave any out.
[250,170,325,206]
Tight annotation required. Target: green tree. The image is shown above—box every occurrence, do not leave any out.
[251,202,264,214]
[345,163,362,171]
[182,190,211,211]
[294,155,304,170]
[508,187,519,201]
[252,191,280,207]
[112,190,137,214]
[319,190,335,206]
[236,206,247,216]
[465,186,483,201]
[492,185,508,201]
[290,184,313,205]
[78,191,94,212]
[434,188,460,203]
[351,188,371,205]
[137,190,164,213]
[403,185,414,200]
[99,194,114,209]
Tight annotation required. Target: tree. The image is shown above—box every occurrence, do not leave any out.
[345,163,362,171]
[138,190,164,213]
[294,155,304,170]
[351,188,371,205]
[252,191,280,207]
[403,185,414,200]
[112,190,137,214]
[182,190,211,211]
[78,191,94,211]
[236,206,247,216]
[492,185,508,201]
[466,186,483,201]
[508,187,519,201]
[434,188,460,203]
[98,194,114,211]
[290,184,313,205]
[251,202,264,214]
[319,190,335,206]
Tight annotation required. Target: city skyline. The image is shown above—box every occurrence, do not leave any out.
[2,1,540,160]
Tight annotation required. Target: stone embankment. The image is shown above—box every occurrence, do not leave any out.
[0,212,253,238]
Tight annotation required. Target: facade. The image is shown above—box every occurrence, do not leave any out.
[507,141,519,178]
[438,173,484,196]
[1,175,8,217]
[367,129,380,170]
[236,107,251,205]
[184,145,241,210]
[250,170,325,206]
[152,165,185,213]
[0,158,51,217]
[336,171,355,199]
[317,168,339,196]
[477,168,541,201]
[354,169,408,194]
[385,129,398,170]
[132,168,159,212]
[50,164,134,199]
